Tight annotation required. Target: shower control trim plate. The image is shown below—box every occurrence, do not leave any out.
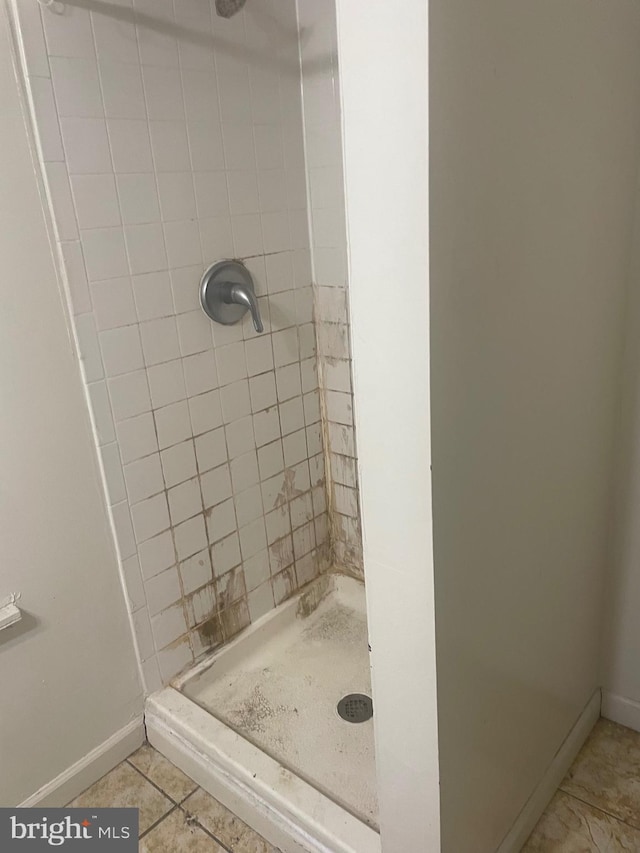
[199,259,263,333]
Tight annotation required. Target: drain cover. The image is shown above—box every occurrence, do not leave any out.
[337,693,373,723]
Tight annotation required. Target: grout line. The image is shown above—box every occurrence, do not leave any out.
[178,788,198,806]
[125,746,264,850]
[138,803,179,840]
[178,802,234,853]
[125,758,190,808]
[557,788,640,833]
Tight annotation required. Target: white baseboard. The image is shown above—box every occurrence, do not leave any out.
[496,688,601,853]
[602,691,640,733]
[19,717,145,808]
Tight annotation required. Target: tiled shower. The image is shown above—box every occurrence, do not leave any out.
[11,0,361,689]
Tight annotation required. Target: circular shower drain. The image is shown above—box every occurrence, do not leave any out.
[337,693,373,723]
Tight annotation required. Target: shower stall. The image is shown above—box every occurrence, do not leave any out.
[8,0,373,849]
[7,0,640,850]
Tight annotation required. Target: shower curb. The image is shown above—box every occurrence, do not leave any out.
[145,688,380,853]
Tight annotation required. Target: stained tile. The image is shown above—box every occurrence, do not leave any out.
[68,761,172,834]
[560,719,640,829]
[522,790,640,852]
[140,808,225,852]
[183,788,279,853]
[128,745,198,803]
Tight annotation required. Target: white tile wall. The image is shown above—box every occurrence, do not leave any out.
[298,0,363,576]
[13,0,331,688]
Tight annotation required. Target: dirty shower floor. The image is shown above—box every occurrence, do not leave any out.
[181,575,378,830]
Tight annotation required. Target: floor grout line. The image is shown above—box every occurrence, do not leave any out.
[558,788,640,834]
[125,747,241,851]
[125,758,184,807]
[139,803,179,840]
[179,787,200,806]
[178,802,235,853]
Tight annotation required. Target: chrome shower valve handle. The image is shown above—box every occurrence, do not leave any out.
[199,260,264,334]
[223,281,264,333]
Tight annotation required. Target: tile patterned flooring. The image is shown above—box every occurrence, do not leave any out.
[68,717,639,851]
[68,743,278,852]
[523,719,640,851]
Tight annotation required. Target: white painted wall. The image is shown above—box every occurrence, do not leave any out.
[0,8,142,806]
[335,2,441,851]
[603,171,640,731]
[430,1,640,851]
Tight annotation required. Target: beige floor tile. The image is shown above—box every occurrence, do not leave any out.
[522,790,640,852]
[183,788,279,853]
[140,808,226,852]
[560,719,640,829]
[129,744,198,803]
[68,761,173,834]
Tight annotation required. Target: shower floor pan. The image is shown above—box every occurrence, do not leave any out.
[145,574,380,853]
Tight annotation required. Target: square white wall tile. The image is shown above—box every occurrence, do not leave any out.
[116,175,161,226]
[163,219,202,268]
[42,4,94,59]
[168,479,203,526]
[157,172,197,222]
[194,428,227,474]
[13,0,348,688]
[92,8,139,64]
[133,271,174,321]
[109,370,152,422]
[174,514,208,562]
[200,464,232,514]
[157,639,193,683]
[147,359,187,409]
[139,531,176,581]
[184,351,219,397]
[189,390,223,436]
[71,174,121,230]
[131,492,171,544]
[124,453,165,505]
[60,117,112,174]
[100,61,146,120]
[220,380,251,424]
[108,120,154,173]
[151,603,188,650]
[180,550,213,596]
[50,56,103,118]
[81,227,129,281]
[116,412,158,464]
[194,172,230,219]
[162,440,198,488]
[149,120,190,172]
[155,400,192,449]
[91,277,136,331]
[124,223,168,275]
[145,566,182,616]
[188,121,225,172]
[140,317,181,367]
[99,325,144,377]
